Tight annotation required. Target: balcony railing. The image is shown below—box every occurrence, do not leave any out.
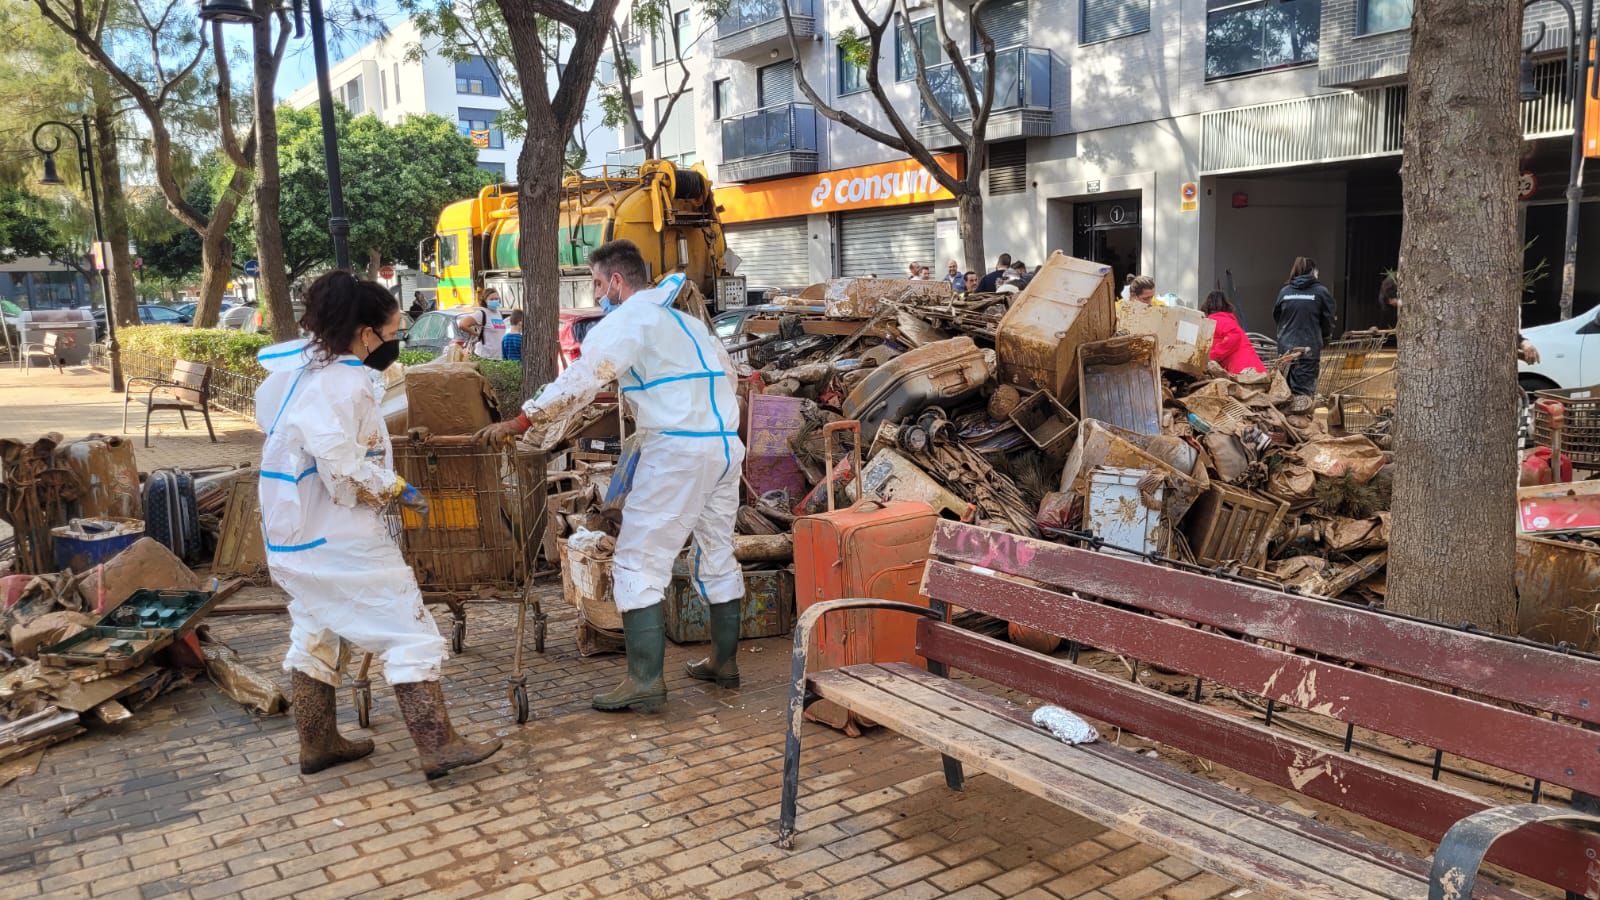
[721,103,819,162]
[607,145,646,168]
[917,46,1051,125]
[716,0,812,38]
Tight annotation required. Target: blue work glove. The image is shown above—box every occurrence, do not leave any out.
[397,481,430,519]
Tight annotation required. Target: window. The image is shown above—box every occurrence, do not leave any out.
[145,306,183,323]
[340,79,363,115]
[655,90,694,158]
[713,79,730,118]
[454,56,500,97]
[896,18,943,81]
[652,9,695,65]
[1205,0,1321,80]
[838,45,866,94]
[393,63,401,102]
[439,234,459,268]
[380,69,389,107]
[478,161,506,179]
[1081,0,1150,44]
[1360,0,1411,33]
[457,108,505,149]
[974,0,1030,52]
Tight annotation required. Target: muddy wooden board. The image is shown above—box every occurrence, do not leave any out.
[808,664,1427,900]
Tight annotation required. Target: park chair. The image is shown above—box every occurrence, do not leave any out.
[19,332,64,374]
[123,360,217,448]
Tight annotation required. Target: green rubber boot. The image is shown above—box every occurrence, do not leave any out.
[686,600,741,688]
[593,604,667,711]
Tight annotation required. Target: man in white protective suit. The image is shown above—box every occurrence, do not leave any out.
[256,271,502,778]
[477,240,745,712]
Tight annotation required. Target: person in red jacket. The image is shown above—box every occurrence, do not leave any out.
[1202,291,1265,375]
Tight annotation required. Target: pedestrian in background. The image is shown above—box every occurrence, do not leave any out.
[1201,291,1264,375]
[501,310,524,362]
[945,260,963,290]
[1007,260,1032,289]
[978,253,1012,293]
[407,291,428,320]
[962,271,980,296]
[1274,256,1337,397]
[1116,274,1160,319]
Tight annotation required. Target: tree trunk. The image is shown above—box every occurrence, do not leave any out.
[518,134,565,400]
[366,247,383,282]
[92,97,137,328]
[252,9,295,341]
[1389,0,1522,631]
[193,169,250,328]
[957,190,985,275]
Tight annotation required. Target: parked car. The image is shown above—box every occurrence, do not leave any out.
[1518,309,1600,396]
[403,308,461,355]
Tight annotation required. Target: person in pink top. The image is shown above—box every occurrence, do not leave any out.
[1202,291,1265,375]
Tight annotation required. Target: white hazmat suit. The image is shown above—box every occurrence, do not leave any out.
[524,274,745,613]
[254,340,446,686]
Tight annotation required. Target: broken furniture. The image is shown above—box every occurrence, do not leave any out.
[779,521,1600,898]
[122,360,218,448]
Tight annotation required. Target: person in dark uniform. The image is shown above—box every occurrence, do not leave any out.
[1274,257,1337,397]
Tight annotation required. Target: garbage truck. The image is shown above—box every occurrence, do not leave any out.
[419,160,746,313]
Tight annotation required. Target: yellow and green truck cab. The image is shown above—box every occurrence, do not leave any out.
[419,160,743,312]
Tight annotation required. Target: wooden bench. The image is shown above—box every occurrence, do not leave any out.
[123,360,217,448]
[19,331,64,374]
[778,521,1600,899]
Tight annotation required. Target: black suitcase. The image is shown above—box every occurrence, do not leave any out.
[143,468,201,564]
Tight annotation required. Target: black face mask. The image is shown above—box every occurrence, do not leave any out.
[363,338,401,371]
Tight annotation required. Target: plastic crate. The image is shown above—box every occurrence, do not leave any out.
[1531,387,1600,466]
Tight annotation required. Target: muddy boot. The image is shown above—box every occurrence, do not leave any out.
[686,600,741,688]
[392,680,503,780]
[291,670,374,775]
[593,604,667,711]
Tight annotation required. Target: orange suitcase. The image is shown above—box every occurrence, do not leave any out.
[793,422,938,677]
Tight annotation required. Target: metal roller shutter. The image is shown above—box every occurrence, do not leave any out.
[839,206,937,278]
[974,0,1029,50]
[725,217,810,290]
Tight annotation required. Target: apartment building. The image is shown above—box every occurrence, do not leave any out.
[284,19,618,181]
[614,0,1595,331]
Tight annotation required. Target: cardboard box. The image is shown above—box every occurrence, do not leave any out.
[1116,302,1217,377]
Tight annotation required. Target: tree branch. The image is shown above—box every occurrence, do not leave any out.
[550,0,624,129]
[904,0,970,146]
[213,22,253,170]
[522,0,586,28]
[609,25,650,153]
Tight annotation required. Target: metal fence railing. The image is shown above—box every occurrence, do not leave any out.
[113,348,262,420]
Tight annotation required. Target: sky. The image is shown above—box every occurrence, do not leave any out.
[274,0,411,101]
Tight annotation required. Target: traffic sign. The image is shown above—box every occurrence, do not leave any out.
[243,259,260,277]
[379,264,396,280]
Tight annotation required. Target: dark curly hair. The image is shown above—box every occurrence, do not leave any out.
[299,270,398,360]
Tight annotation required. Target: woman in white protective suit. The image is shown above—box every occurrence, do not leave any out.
[478,240,745,712]
[255,271,501,778]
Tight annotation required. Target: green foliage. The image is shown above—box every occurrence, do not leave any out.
[118,325,273,376]
[247,105,492,280]
[836,27,871,70]
[398,348,437,367]
[475,358,526,414]
[0,185,76,264]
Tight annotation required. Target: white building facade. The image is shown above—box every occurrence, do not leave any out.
[284,20,618,181]
[613,0,1596,333]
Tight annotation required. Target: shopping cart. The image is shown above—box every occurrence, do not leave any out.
[1316,329,1394,402]
[350,431,548,725]
[1328,367,1397,439]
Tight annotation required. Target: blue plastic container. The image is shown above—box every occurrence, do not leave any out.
[51,517,145,574]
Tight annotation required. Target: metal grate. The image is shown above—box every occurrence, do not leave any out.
[1202,60,1571,174]
[988,140,1028,195]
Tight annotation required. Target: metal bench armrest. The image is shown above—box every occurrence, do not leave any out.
[779,598,942,849]
[1430,803,1600,900]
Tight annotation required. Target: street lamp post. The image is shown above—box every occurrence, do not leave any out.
[32,116,122,393]
[1522,0,1598,322]
[200,0,350,271]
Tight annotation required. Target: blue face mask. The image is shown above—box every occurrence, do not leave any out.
[600,297,617,314]
[487,298,501,311]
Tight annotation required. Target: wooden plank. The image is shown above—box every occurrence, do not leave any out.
[811,666,1415,900]
[742,317,871,337]
[923,560,1600,797]
[913,624,1595,897]
[929,521,1600,725]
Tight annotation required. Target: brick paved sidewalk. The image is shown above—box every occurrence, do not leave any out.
[0,362,1239,898]
[0,594,1239,900]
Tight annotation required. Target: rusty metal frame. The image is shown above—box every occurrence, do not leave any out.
[917,621,1600,897]
[933,521,1600,725]
[777,597,942,850]
[1429,804,1600,900]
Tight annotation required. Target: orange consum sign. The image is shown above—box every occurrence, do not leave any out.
[714,153,965,224]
